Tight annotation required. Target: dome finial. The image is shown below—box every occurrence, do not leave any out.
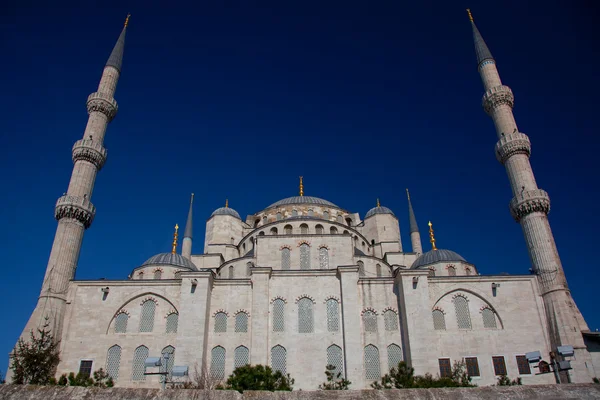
[124,13,131,27]
[428,221,437,251]
[466,8,474,22]
[299,176,304,196]
[225,198,229,208]
[172,224,179,254]
[376,198,380,207]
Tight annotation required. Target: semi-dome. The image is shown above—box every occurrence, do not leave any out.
[211,207,241,219]
[268,196,338,208]
[142,252,197,270]
[411,249,467,269]
[365,206,395,218]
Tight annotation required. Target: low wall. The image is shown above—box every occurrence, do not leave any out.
[0,384,599,400]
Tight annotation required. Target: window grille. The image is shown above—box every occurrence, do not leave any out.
[447,266,456,276]
[363,310,378,333]
[214,312,227,332]
[229,265,234,279]
[234,346,249,369]
[432,309,446,330]
[106,345,121,380]
[300,224,308,234]
[300,244,310,270]
[166,313,179,333]
[465,357,480,377]
[454,296,472,329]
[154,269,162,280]
[516,355,531,375]
[271,345,287,374]
[292,210,298,217]
[174,271,182,279]
[160,346,175,381]
[308,209,314,216]
[429,268,435,277]
[138,271,144,279]
[132,346,149,381]
[114,312,128,333]
[319,247,329,269]
[79,360,93,378]
[327,345,343,375]
[482,308,497,328]
[330,226,338,234]
[210,346,226,380]
[492,356,507,375]
[235,312,248,332]
[281,248,291,270]
[323,211,329,219]
[376,264,382,277]
[326,299,339,332]
[139,300,156,332]
[438,358,451,378]
[364,345,381,380]
[277,212,282,220]
[315,224,324,234]
[272,299,285,332]
[298,297,314,333]
[284,225,293,234]
[384,310,398,331]
[387,344,402,371]
[358,261,365,277]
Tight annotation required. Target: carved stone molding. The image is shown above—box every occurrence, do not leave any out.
[72,139,107,170]
[482,85,514,115]
[54,194,96,229]
[510,189,551,222]
[495,132,531,164]
[86,92,118,121]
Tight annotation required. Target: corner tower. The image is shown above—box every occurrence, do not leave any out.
[467,10,592,381]
[18,17,130,340]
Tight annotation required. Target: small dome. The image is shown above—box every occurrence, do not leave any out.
[142,253,197,270]
[211,207,241,219]
[365,206,395,219]
[268,196,338,208]
[411,249,466,269]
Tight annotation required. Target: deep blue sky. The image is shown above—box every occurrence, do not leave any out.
[0,1,598,378]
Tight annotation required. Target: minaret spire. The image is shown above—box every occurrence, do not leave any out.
[427,221,437,251]
[182,193,194,259]
[469,12,592,382]
[406,189,423,254]
[172,224,179,254]
[299,176,304,196]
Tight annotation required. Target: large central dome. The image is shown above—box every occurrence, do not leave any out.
[268,196,338,208]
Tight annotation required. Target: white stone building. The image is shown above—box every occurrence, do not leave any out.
[11,13,600,390]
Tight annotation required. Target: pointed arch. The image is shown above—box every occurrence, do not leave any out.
[132,345,149,381]
[271,345,287,374]
[327,344,343,375]
[364,344,380,380]
[106,345,121,380]
[387,344,403,371]
[210,346,226,379]
[234,346,249,369]
[139,299,156,332]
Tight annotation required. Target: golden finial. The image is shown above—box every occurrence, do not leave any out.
[124,13,131,27]
[171,224,179,254]
[466,9,474,22]
[225,199,229,208]
[428,221,437,251]
[299,176,304,196]
[406,188,411,201]
[376,198,381,207]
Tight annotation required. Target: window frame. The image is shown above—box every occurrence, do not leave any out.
[78,359,94,378]
[438,358,452,378]
[515,354,532,375]
[492,355,507,376]
[464,356,481,378]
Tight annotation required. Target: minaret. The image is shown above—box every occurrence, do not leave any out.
[406,189,422,254]
[468,10,592,381]
[18,16,129,339]
[182,194,194,259]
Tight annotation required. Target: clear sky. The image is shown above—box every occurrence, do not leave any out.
[0,1,598,378]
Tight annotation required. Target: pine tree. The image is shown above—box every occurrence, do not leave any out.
[319,364,351,390]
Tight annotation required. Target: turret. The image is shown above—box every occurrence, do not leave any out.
[205,199,245,261]
[363,199,402,257]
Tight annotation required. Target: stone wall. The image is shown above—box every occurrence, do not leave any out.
[1,384,600,400]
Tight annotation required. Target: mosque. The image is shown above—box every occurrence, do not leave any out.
[11,11,599,389]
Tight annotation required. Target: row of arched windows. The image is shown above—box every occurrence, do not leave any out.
[362,309,399,333]
[114,301,178,334]
[259,224,351,236]
[225,262,254,279]
[213,311,250,333]
[428,266,473,277]
[432,295,498,330]
[357,261,389,277]
[281,245,329,270]
[105,344,175,382]
[271,297,340,333]
[209,345,250,379]
[364,344,403,380]
[256,211,353,227]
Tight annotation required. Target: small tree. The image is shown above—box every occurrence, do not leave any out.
[93,369,114,388]
[371,361,415,389]
[496,375,522,386]
[319,364,351,390]
[10,319,60,385]
[221,364,294,393]
[372,360,475,389]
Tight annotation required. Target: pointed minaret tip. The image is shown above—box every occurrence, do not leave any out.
[407,189,420,233]
[467,9,494,67]
[124,13,131,27]
[466,8,474,22]
[106,16,129,73]
[428,221,437,251]
[183,194,194,239]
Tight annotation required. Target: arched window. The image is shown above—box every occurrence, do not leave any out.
[139,300,156,332]
[229,265,234,279]
[262,216,267,224]
[363,310,377,332]
[254,219,260,228]
[387,344,403,372]
[454,296,472,329]
[447,266,456,276]
[300,223,309,234]
[106,345,121,381]
[384,309,398,331]
[132,345,149,381]
[319,247,329,269]
[270,227,278,235]
[429,268,436,277]
[315,224,324,234]
[272,299,285,332]
[330,226,338,234]
[258,231,265,236]
[138,271,144,279]
[276,212,282,221]
[300,243,310,270]
[214,312,227,332]
[235,312,249,332]
[432,309,446,330]
[308,209,314,216]
[482,307,498,329]
[346,218,352,226]
[298,297,314,333]
[337,215,343,223]
[292,209,298,217]
[284,225,293,235]
[210,346,226,380]
[357,261,365,277]
[160,346,175,381]
[376,264,382,277]
[281,248,291,270]
[364,345,381,380]
[271,345,287,374]
[153,269,162,280]
[343,230,349,235]
[166,313,179,333]
[323,211,329,220]
[234,346,249,369]
[114,312,128,333]
[465,267,472,276]
[362,241,366,249]
[326,298,339,332]
[327,344,343,375]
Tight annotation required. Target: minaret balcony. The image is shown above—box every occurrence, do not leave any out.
[55,194,96,229]
[482,85,514,115]
[509,189,550,222]
[86,92,118,121]
[72,139,107,170]
[495,132,531,164]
